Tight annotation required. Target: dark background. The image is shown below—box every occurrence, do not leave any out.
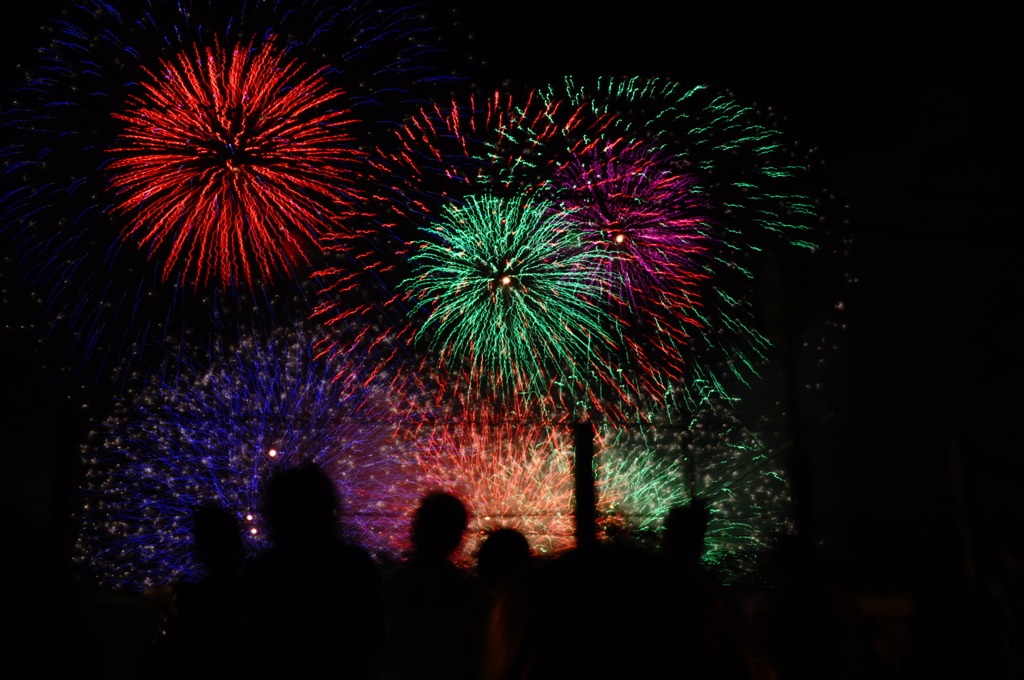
[1,0,1019,631]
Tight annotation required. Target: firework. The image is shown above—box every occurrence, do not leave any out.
[548,139,713,406]
[550,139,711,311]
[378,89,614,222]
[598,404,792,579]
[1,0,443,370]
[404,194,618,418]
[312,88,609,350]
[108,38,368,288]
[411,421,589,561]
[73,327,425,588]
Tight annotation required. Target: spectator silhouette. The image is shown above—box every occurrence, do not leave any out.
[484,542,687,680]
[384,491,483,680]
[149,506,244,678]
[662,502,751,680]
[664,501,712,569]
[477,528,532,595]
[243,463,382,679]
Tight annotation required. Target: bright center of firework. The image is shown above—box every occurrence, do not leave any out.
[267,449,278,458]
[197,113,260,165]
[613,233,626,244]
[108,38,362,288]
[501,275,513,286]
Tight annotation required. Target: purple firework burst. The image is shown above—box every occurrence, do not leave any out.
[550,139,713,394]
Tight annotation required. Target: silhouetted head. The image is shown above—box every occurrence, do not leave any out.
[477,528,531,591]
[410,491,467,560]
[663,501,711,565]
[262,463,339,546]
[191,505,242,577]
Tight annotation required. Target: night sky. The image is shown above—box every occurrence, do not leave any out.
[1,0,1019,596]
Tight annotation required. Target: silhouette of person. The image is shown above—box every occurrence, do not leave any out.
[484,542,684,680]
[149,505,244,678]
[384,491,483,680]
[662,502,750,680]
[477,528,532,595]
[243,463,382,679]
[664,502,712,569]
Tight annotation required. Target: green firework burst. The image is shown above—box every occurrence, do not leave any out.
[405,194,616,417]
[598,403,792,580]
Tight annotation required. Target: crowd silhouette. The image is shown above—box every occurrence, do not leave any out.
[118,462,1019,679]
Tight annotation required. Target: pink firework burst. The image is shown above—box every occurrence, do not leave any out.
[553,139,710,310]
[551,139,714,394]
[108,38,369,287]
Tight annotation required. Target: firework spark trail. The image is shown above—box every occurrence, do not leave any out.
[405,194,619,418]
[108,37,369,288]
[73,327,426,588]
[383,90,615,215]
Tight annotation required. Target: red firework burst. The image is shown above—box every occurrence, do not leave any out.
[108,38,368,287]
[410,420,624,561]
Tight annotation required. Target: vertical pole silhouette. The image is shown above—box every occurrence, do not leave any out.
[574,421,597,549]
